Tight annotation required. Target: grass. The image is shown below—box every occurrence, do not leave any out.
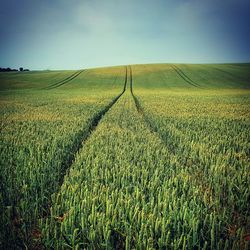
[0,63,249,249]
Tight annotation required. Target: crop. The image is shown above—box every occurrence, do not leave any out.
[0,64,249,249]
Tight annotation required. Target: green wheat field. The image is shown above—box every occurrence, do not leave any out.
[0,63,250,249]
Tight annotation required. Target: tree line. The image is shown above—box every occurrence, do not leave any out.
[0,67,29,72]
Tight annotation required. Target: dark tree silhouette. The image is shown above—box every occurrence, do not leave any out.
[0,67,28,72]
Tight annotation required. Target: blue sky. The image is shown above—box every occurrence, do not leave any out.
[0,0,249,70]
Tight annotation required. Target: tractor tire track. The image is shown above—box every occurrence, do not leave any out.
[49,65,127,201]
[50,71,80,86]
[129,65,161,135]
[130,65,186,153]
[212,66,249,82]
[43,70,80,89]
[130,66,219,158]
[130,65,148,116]
[130,67,214,216]
[45,69,86,90]
[26,67,128,248]
[58,66,127,182]
[171,65,202,88]
[130,66,198,157]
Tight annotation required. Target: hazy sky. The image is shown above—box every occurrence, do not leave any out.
[0,0,249,69]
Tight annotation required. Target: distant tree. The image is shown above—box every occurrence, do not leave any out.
[19,67,23,71]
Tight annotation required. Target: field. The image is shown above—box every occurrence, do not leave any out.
[0,64,250,249]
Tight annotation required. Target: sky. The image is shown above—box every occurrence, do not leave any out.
[0,0,249,70]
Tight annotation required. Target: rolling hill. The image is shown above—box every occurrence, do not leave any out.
[0,63,249,249]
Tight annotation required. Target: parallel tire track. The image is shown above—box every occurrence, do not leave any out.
[47,67,128,247]
[129,66,160,134]
[27,67,128,248]
[129,65,140,112]
[49,71,80,87]
[130,66,182,151]
[45,70,86,90]
[48,66,127,187]
[25,66,128,246]
[130,65,150,116]
[171,65,202,88]
[130,67,206,157]
[49,65,127,204]
[212,66,248,82]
